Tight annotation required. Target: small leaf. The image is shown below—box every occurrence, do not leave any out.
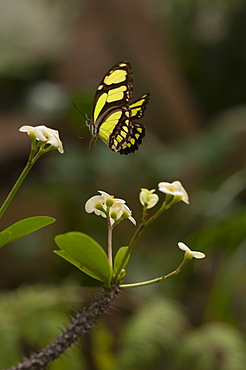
[0,216,55,247]
[54,232,112,287]
[0,231,11,248]
[114,246,130,273]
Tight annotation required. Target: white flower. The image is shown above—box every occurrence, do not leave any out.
[19,125,64,153]
[85,194,107,218]
[158,181,189,204]
[119,203,136,225]
[178,242,205,259]
[139,188,159,209]
[85,191,136,225]
[85,191,124,216]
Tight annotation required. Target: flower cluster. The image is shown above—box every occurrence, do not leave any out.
[85,191,136,225]
[139,180,189,210]
[86,181,190,227]
[19,125,64,153]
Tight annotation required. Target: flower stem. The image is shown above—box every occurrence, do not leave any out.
[119,259,187,289]
[113,222,145,281]
[107,222,113,266]
[113,197,174,282]
[0,144,43,219]
[143,196,171,227]
[0,161,34,219]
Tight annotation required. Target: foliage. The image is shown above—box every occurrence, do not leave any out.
[175,322,246,370]
[0,0,246,368]
[0,284,84,368]
[114,297,187,370]
[1,287,246,370]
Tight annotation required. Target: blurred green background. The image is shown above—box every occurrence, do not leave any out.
[0,0,245,369]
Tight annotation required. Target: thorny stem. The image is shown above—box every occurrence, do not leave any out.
[6,284,120,370]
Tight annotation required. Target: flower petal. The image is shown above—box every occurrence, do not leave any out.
[147,194,159,208]
[98,190,112,198]
[178,242,189,252]
[192,251,206,259]
[139,188,159,209]
[19,125,35,133]
[85,195,104,213]
[158,181,189,204]
[158,182,182,196]
[34,125,50,141]
[19,124,64,153]
[128,215,136,225]
[173,181,189,204]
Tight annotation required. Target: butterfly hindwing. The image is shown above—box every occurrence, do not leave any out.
[119,121,146,155]
[97,107,128,147]
[129,93,150,119]
[86,61,149,155]
[97,106,146,154]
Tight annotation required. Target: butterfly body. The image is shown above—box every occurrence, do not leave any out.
[86,61,150,155]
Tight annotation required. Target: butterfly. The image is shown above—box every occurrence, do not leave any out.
[85,61,150,155]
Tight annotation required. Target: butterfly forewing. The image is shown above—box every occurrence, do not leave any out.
[92,61,133,123]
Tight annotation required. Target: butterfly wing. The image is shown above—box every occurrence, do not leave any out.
[91,61,133,125]
[118,121,146,155]
[86,61,148,154]
[129,93,150,119]
[98,106,146,155]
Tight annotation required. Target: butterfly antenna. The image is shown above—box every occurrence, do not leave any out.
[72,102,88,120]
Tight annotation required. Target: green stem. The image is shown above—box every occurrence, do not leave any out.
[113,194,179,283]
[0,144,44,219]
[0,161,34,219]
[107,224,113,266]
[113,222,145,282]
[119,259,187,289]
[113,199,172,282]
[143,197,172,227]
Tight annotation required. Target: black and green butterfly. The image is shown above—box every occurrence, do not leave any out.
[86,61,150,155]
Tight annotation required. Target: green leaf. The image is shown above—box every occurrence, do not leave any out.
[0,216,55,247]
[55,250,103,281]
[0,231,11,248]
[54,232,112,288]
[114,246,130,273]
